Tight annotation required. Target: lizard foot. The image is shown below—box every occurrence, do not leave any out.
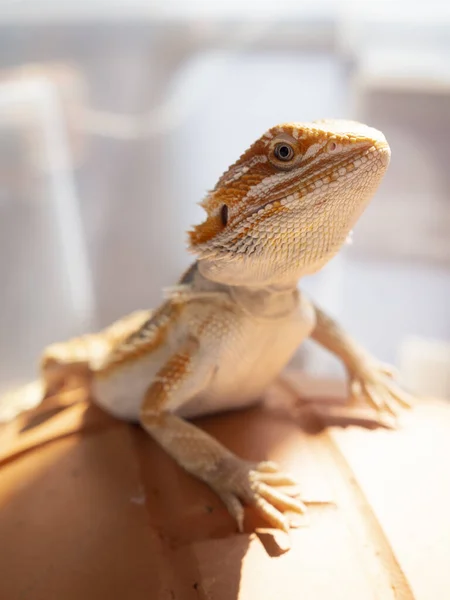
[209,458,306,533]
[349,359,414,420]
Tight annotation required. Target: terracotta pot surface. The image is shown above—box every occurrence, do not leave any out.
[0,374,448,600]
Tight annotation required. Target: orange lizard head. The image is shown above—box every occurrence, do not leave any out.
[188,120,390,287]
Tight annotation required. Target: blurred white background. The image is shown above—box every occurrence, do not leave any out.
[0,0,449,394]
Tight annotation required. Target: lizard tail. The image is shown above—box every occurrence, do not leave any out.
[0,380,45,424]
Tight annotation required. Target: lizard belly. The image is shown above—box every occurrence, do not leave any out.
[91,293,315,422]
[92,356,158,421]
[178,297,316,419]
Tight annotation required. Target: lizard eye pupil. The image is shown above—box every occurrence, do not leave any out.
[220,204,229,226]
[274,143,294,161]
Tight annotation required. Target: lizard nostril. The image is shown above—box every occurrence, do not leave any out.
[327,140,338,153]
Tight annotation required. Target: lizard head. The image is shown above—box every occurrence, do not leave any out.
[188,119,390,287]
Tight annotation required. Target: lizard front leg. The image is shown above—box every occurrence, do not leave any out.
[310,303,414,420]
[140,337,306,533]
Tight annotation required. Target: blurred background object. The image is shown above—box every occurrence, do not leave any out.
[0,0,449,397]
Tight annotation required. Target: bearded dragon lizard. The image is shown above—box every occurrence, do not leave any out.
[0,119,414,533]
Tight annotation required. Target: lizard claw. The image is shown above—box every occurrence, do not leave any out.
[349,359,415,420]
[210,458,307,533]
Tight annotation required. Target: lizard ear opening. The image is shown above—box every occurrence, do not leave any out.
[220,204,229,226]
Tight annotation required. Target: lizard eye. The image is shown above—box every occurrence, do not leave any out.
[220,204,229,226]
[273,142,295,162]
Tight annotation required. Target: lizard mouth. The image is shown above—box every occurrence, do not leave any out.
[192,138,390,260]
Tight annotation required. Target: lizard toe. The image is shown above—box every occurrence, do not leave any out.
[211,458,307,533]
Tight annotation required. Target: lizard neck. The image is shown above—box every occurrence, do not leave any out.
[181,261,300,320]
[227,284,300,320]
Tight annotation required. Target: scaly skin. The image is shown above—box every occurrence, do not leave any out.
[0,119,414,534]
